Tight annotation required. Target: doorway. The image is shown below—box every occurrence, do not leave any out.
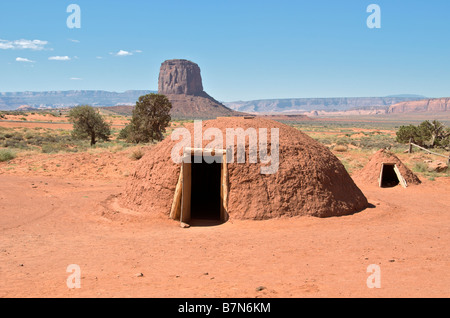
[380,164,399,187]
[379,163,408,188]
[169,148,228,225]
[190,155,222,220]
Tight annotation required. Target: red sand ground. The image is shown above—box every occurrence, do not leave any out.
[0,152,449,297]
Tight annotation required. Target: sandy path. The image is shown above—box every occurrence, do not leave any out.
[0,174,449,298]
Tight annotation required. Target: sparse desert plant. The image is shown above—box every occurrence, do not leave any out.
[413,162,428,173]
[0,149,16,162]
[130,148,145,160]
[41,144,61,154]
[333,145,348,152]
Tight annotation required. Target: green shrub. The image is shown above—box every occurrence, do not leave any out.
[0,149,16,162]
[413,162,428,173]
[41,143,72,154]
[118,125,131,140]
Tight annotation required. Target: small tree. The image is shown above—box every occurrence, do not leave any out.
[396,120,450,149]
[69,105,111,146]
[126,94,172,143]
[418,120,449,148]
[396,125,421,145]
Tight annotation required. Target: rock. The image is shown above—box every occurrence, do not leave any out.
[255,286,266,292]
[135,273,144,277]
[427,160,448,173]
[158,59,203,95]
[157,59,239,119]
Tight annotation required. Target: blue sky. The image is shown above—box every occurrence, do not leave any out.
[0,0,449,101]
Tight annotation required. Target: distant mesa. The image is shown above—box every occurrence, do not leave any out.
[388,98,450,114]
[16,105,35,111]
[158,59,239,119]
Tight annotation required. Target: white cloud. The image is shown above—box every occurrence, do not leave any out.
[69,39,80,43]
[115,50,133,57]
[49,56,71,61]
[96,56,103,59]
[16,57,35,63]
[0,39,48,50]
[134,50,143,53]
[70,77,82,80]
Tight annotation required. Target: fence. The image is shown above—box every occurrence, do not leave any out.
[408,139,450,164]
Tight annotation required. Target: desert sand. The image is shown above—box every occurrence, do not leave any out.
[0,152,449,298]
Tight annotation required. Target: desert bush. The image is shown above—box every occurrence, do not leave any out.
[333,145,348,152]
[41,143,67,154]
[413,162,428,173]
[0,149,16,162]
[397,120,450,148]
[24,132,35,140]
[130,148,145,160]
[118,125,131,140]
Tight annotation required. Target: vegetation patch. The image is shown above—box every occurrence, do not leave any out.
[0,149,16,162]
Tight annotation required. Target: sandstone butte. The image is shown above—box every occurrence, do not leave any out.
[158,59,238,119]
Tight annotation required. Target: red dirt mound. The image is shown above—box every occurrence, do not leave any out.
[354,149,421,186]
[120,117,368,219]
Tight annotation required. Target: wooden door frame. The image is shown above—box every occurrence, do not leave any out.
[170,147,229,224]
[379,163,407,188]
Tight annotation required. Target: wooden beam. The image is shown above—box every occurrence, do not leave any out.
[169,165,183,220]
[221,152,229,222]
[410,143,450,160]
[394,164,408,188]
[181,159,192,224]
[184,147,227,156]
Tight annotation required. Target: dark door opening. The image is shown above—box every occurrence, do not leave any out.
[190,155,222,220]
[380,164,400,188]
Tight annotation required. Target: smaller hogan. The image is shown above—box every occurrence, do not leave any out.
[354,149,421,188]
